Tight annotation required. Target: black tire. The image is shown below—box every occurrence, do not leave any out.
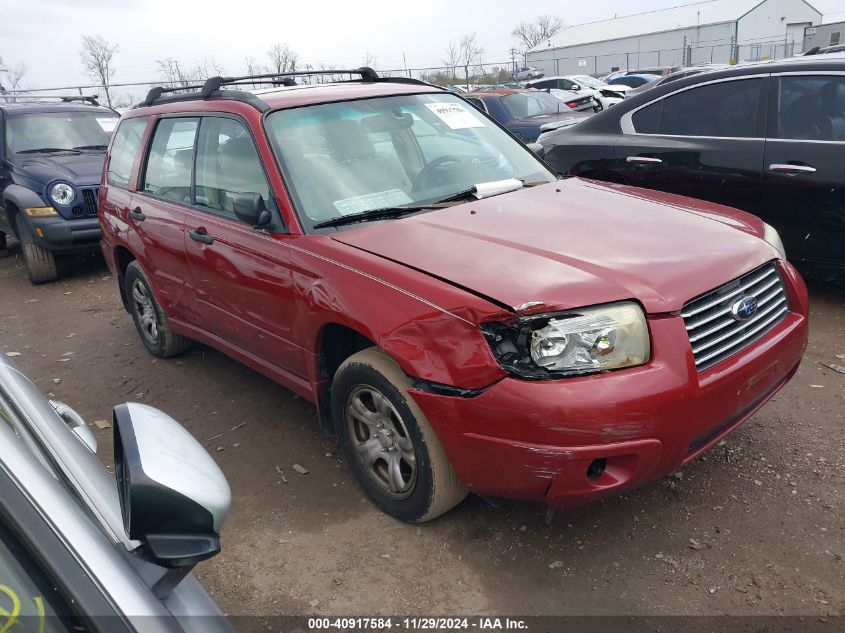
[15,219,58,284]
[124,261,192,358]
[332,347,467,522]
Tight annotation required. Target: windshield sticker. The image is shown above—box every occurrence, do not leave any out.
[96,117,117,132]
[424,102,484,130]
[333,189,413,215]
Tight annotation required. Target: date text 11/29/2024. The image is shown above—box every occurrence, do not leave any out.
[307,618,528,630]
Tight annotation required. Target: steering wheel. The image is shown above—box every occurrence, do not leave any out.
[412,155,463,192]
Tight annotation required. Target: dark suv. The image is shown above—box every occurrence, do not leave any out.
[0,96,119,282]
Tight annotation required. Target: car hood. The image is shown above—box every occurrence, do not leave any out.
[12,152,106,186]
[331,179,777,316]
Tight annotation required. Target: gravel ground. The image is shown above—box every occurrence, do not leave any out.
[1,247,842,621]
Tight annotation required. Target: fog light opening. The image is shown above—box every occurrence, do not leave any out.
[587,458,607,481]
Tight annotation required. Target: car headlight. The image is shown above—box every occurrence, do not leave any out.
[49,182,75,207]
[482,302,650,378]
[763,223,786,260]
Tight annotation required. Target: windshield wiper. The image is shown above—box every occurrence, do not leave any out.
[15,147,79,154]
[314,180,528,229]
[73,144,108,150]
[313,205,430,229]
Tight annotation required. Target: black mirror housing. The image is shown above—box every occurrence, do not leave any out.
[113,403,231,570]
[233,192,273,228]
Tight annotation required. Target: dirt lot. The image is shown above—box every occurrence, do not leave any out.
[1,246,842,620]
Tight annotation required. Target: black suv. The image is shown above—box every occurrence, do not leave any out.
[537,54,845,278]
[0,96,119,283]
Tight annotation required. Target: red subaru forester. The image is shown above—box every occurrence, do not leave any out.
[99,69,809,522]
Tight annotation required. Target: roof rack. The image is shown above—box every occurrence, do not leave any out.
[136,67,439,111]
[0,94,101,106]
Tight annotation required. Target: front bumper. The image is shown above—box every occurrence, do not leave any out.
[411,262,809,508]
[26,215,101,253]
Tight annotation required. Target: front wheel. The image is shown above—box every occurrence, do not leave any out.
[15,219,57,283]
[332,347,467,522]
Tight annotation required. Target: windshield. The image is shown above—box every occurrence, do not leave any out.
[5,111,118,154]
[573,76,608,89]
[265,93,555,231]
[500,91,565,118]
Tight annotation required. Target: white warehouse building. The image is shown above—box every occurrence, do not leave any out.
[526,0,822,77]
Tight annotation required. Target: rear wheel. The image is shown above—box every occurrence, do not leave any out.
[332,347,467,522]
[124,261,191,358]
[15,219,57,284]
[0,232,8,259]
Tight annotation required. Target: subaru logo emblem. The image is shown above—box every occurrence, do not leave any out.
[731,295,758,321]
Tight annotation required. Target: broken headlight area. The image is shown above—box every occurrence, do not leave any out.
[481,301,650,379]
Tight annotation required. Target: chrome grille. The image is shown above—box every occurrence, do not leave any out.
[81,188,98,215]
[682,263,789,371]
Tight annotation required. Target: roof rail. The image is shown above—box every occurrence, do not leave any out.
[135,67,441,112]
[0,94,101,106]
[199,67,381,96]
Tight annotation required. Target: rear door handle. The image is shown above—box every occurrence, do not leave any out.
[188,228,214,245]
[128,208,146,221]
[769,163,816,175]
[626,156,663,165]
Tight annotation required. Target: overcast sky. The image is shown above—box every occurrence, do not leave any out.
[4,0,843,95]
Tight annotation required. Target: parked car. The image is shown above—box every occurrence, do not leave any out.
[100,69,808,522]
[626,64,729,95]
[804,44,845,55]
[603,66,683,82]
[513,66,544,81]
[526,76,626,109]
[464,89,594,142]
[0,352,233,632]
[0,96,119,283]
[607,73,662,88]
[537,55,845,276]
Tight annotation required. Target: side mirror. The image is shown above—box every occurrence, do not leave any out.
[113,403,230,573]
[51,400,97,453]
[233,192,272,228]
[570,84,581,91]
[527,142,544,155]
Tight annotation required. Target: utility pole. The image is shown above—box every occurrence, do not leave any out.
[403,52,409,78]
[682,35,687,66]
[509,48,518,76]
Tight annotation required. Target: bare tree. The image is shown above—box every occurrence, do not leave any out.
[511,15,564,54]
[156,57,191,87]
[79,35,118,107]
[459,33,484,90]
[444,41,460,81]
[191,57,224,80]
[6,61,27,94]
[267,43,298,76]
[363,52,377,70]
[0,56,6,94]
[245,56,263,75]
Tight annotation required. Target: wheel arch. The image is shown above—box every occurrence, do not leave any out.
[113,245,137,313]
[2,185,45,238]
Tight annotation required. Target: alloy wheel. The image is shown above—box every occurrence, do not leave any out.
[345,385,417,498]
[131,279,160,346]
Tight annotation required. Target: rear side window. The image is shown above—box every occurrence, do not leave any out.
[107,117,147,188]
[776,75,845,141]
[632,101,661,134]
[142,117,199,204]
[194,117,270,216]
[656,79,761,138]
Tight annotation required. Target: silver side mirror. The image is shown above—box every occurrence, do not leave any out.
[51,400,97,453]
[113,403,230,595]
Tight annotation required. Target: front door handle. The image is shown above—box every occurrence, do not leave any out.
[626,156,663,165]
[188,228,214,245]
[769,163,816,175]
[128,208,146,221]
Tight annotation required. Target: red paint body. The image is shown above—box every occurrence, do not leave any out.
[99,82,809,508]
